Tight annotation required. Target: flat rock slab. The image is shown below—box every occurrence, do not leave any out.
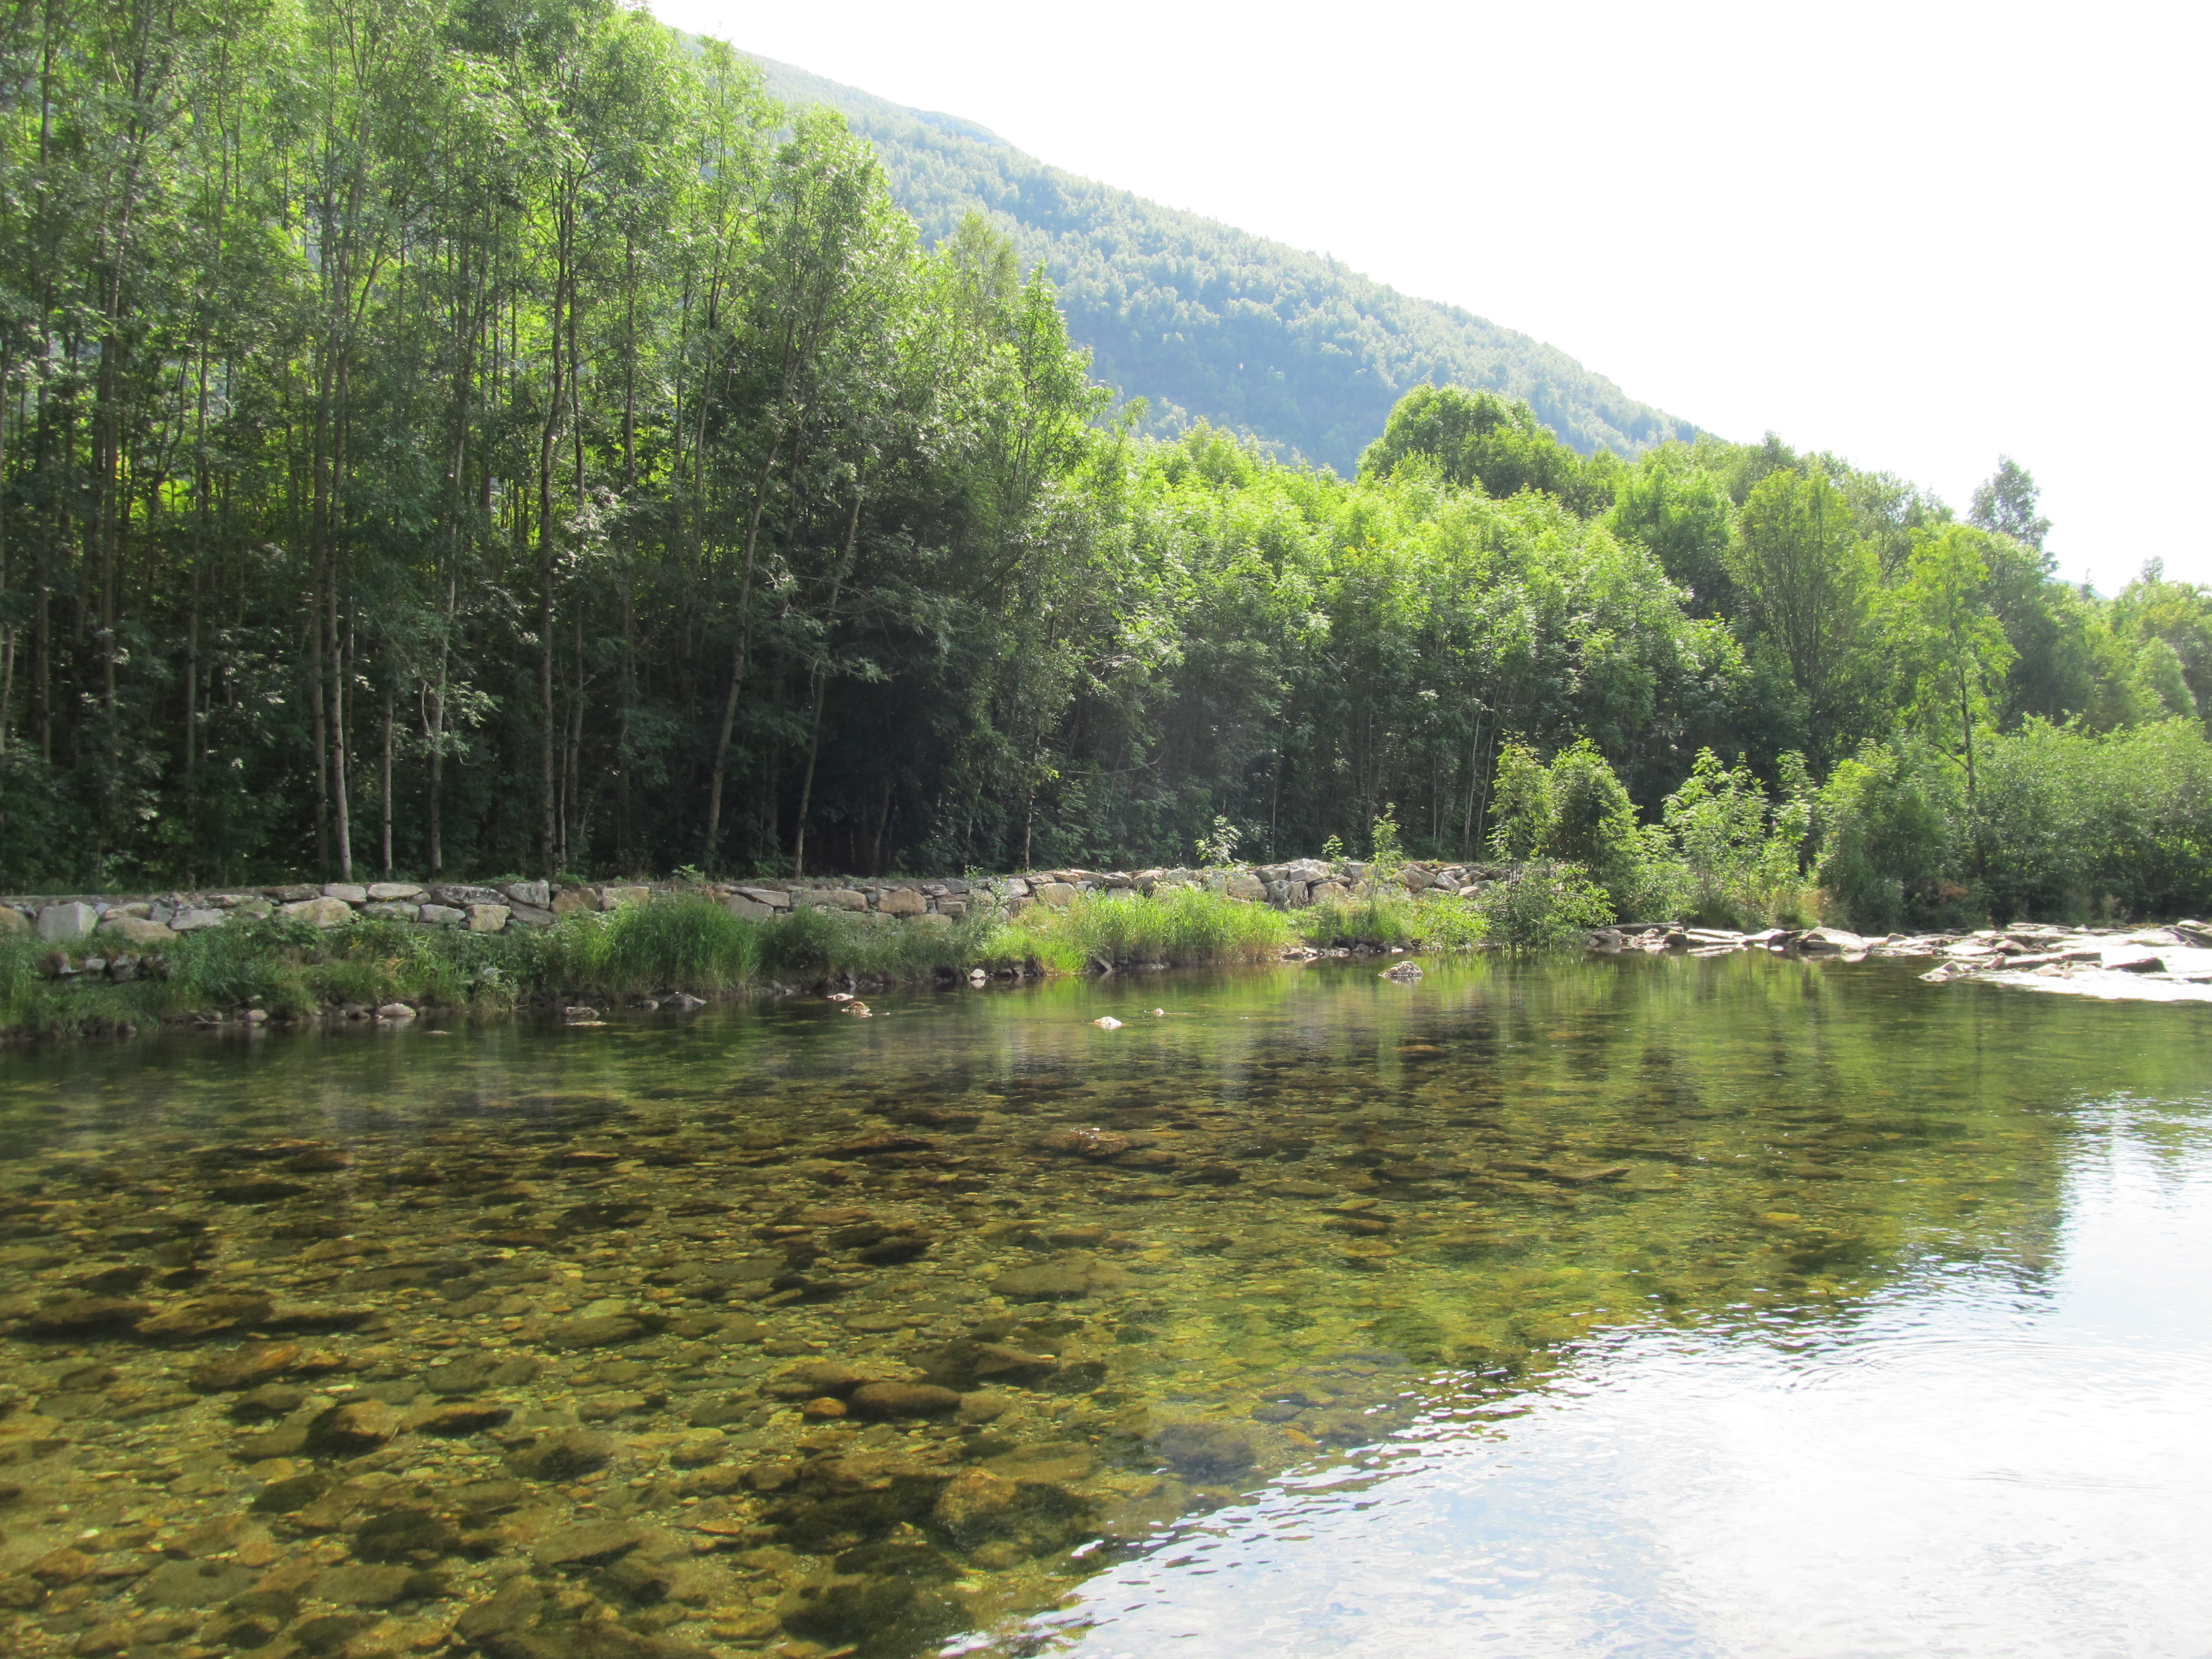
[533,1520,644,1567]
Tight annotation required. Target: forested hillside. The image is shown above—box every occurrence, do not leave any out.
[744,53,1697,472]
[0,0,2206,928]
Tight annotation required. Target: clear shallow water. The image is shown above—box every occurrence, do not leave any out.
[0,954,2204,1659]
[1047,1125,2212,1658]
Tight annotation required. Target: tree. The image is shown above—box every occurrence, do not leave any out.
[1358,384,1585,504]
[1968,456,2051,551]
[1891,526,2016,807]
[1729,469,1876,767]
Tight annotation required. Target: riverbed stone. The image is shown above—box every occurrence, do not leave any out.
[502,880,551,909]
[878,888,926,917]
[532,1520,643,1567]
[847,1381,963,1419]
[304,1397,401,1455]
[135,1293,273,1340]
[138,1559,259,1609]
[189,1343,300,1392]
[467,902,511,933]
[361,901,419,921]
[417,903,464,926]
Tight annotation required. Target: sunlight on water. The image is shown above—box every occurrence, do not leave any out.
[1047,1111,2212,1658]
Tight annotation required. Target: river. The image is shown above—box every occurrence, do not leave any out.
[0,953,2204,1658]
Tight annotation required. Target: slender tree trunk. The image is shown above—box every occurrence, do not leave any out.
[380,681,394,877]
[701,433,784,866]
[333,607,352,881]
[792,484,862,879]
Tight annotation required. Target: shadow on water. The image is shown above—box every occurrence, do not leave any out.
[0,953,2204,1657]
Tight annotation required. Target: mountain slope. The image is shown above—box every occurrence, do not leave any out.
[748,52,1699,471]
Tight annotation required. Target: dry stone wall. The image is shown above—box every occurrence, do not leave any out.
[0,858,1488,952]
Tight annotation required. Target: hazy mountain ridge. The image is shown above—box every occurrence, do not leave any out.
[747,52,1700,471]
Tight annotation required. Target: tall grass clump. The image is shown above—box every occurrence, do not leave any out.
[998,885,1295,972]
[582,895,761,996]
[755,902,1001,984]
[1297,893,1488,950]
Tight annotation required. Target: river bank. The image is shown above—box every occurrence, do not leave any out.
[7,867,2209,1045]
[0,867,1487,1045]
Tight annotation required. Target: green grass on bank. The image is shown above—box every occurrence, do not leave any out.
[1296,891,1490,951]
[997,885,1298,973]
[0,883,1509,1040]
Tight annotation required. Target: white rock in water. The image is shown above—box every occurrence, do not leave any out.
[375,1003,417,1022]
[1092,1016,1124,1030]
[1149,1008,1166,1017]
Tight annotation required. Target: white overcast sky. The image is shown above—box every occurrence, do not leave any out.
[649,0,2209,591]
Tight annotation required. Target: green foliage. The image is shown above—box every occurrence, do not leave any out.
[1483,740,1675,922]
[1297,894,1488,951]
[1194,817,1244,868]
[997,886,1294,973]
[0,0,2199,924]
[586,897,761,995]
[1815,743,1970,933]
[1359,385,1589,504]
[1974,720,2212,923]
[1365,806,1406,885]
[1473,863,1615,950]
[1659,750,1818,928]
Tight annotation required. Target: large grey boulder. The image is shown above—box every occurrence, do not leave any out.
[35,902,97,942]
[98,915,177,948]
[281,896,356,928]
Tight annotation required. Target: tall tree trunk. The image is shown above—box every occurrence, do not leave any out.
[380,681,394,877]
[701,433,784,867]
[792,484,862,879]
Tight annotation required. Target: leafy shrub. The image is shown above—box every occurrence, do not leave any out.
[1659,749,1817,928]
[1975,718,2212,922]
[1473,861,1614,948]
[1815,742,1969,933]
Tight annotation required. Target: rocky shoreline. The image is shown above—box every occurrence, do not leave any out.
[1590,918,2212,1001]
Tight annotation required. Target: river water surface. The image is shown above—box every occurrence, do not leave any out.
[0,954,2206,1659]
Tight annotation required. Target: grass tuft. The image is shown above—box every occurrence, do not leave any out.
[998,885,1296,973]
[1297,892,1489,951]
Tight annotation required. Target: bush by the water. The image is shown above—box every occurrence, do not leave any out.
[1818,718,2212,931]
[1472,863,1617,948]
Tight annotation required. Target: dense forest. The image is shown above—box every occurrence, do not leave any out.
[0,0,2206,928]
[745,53,1698,471]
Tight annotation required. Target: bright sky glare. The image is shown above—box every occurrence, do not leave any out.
[649,0,2210,591]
